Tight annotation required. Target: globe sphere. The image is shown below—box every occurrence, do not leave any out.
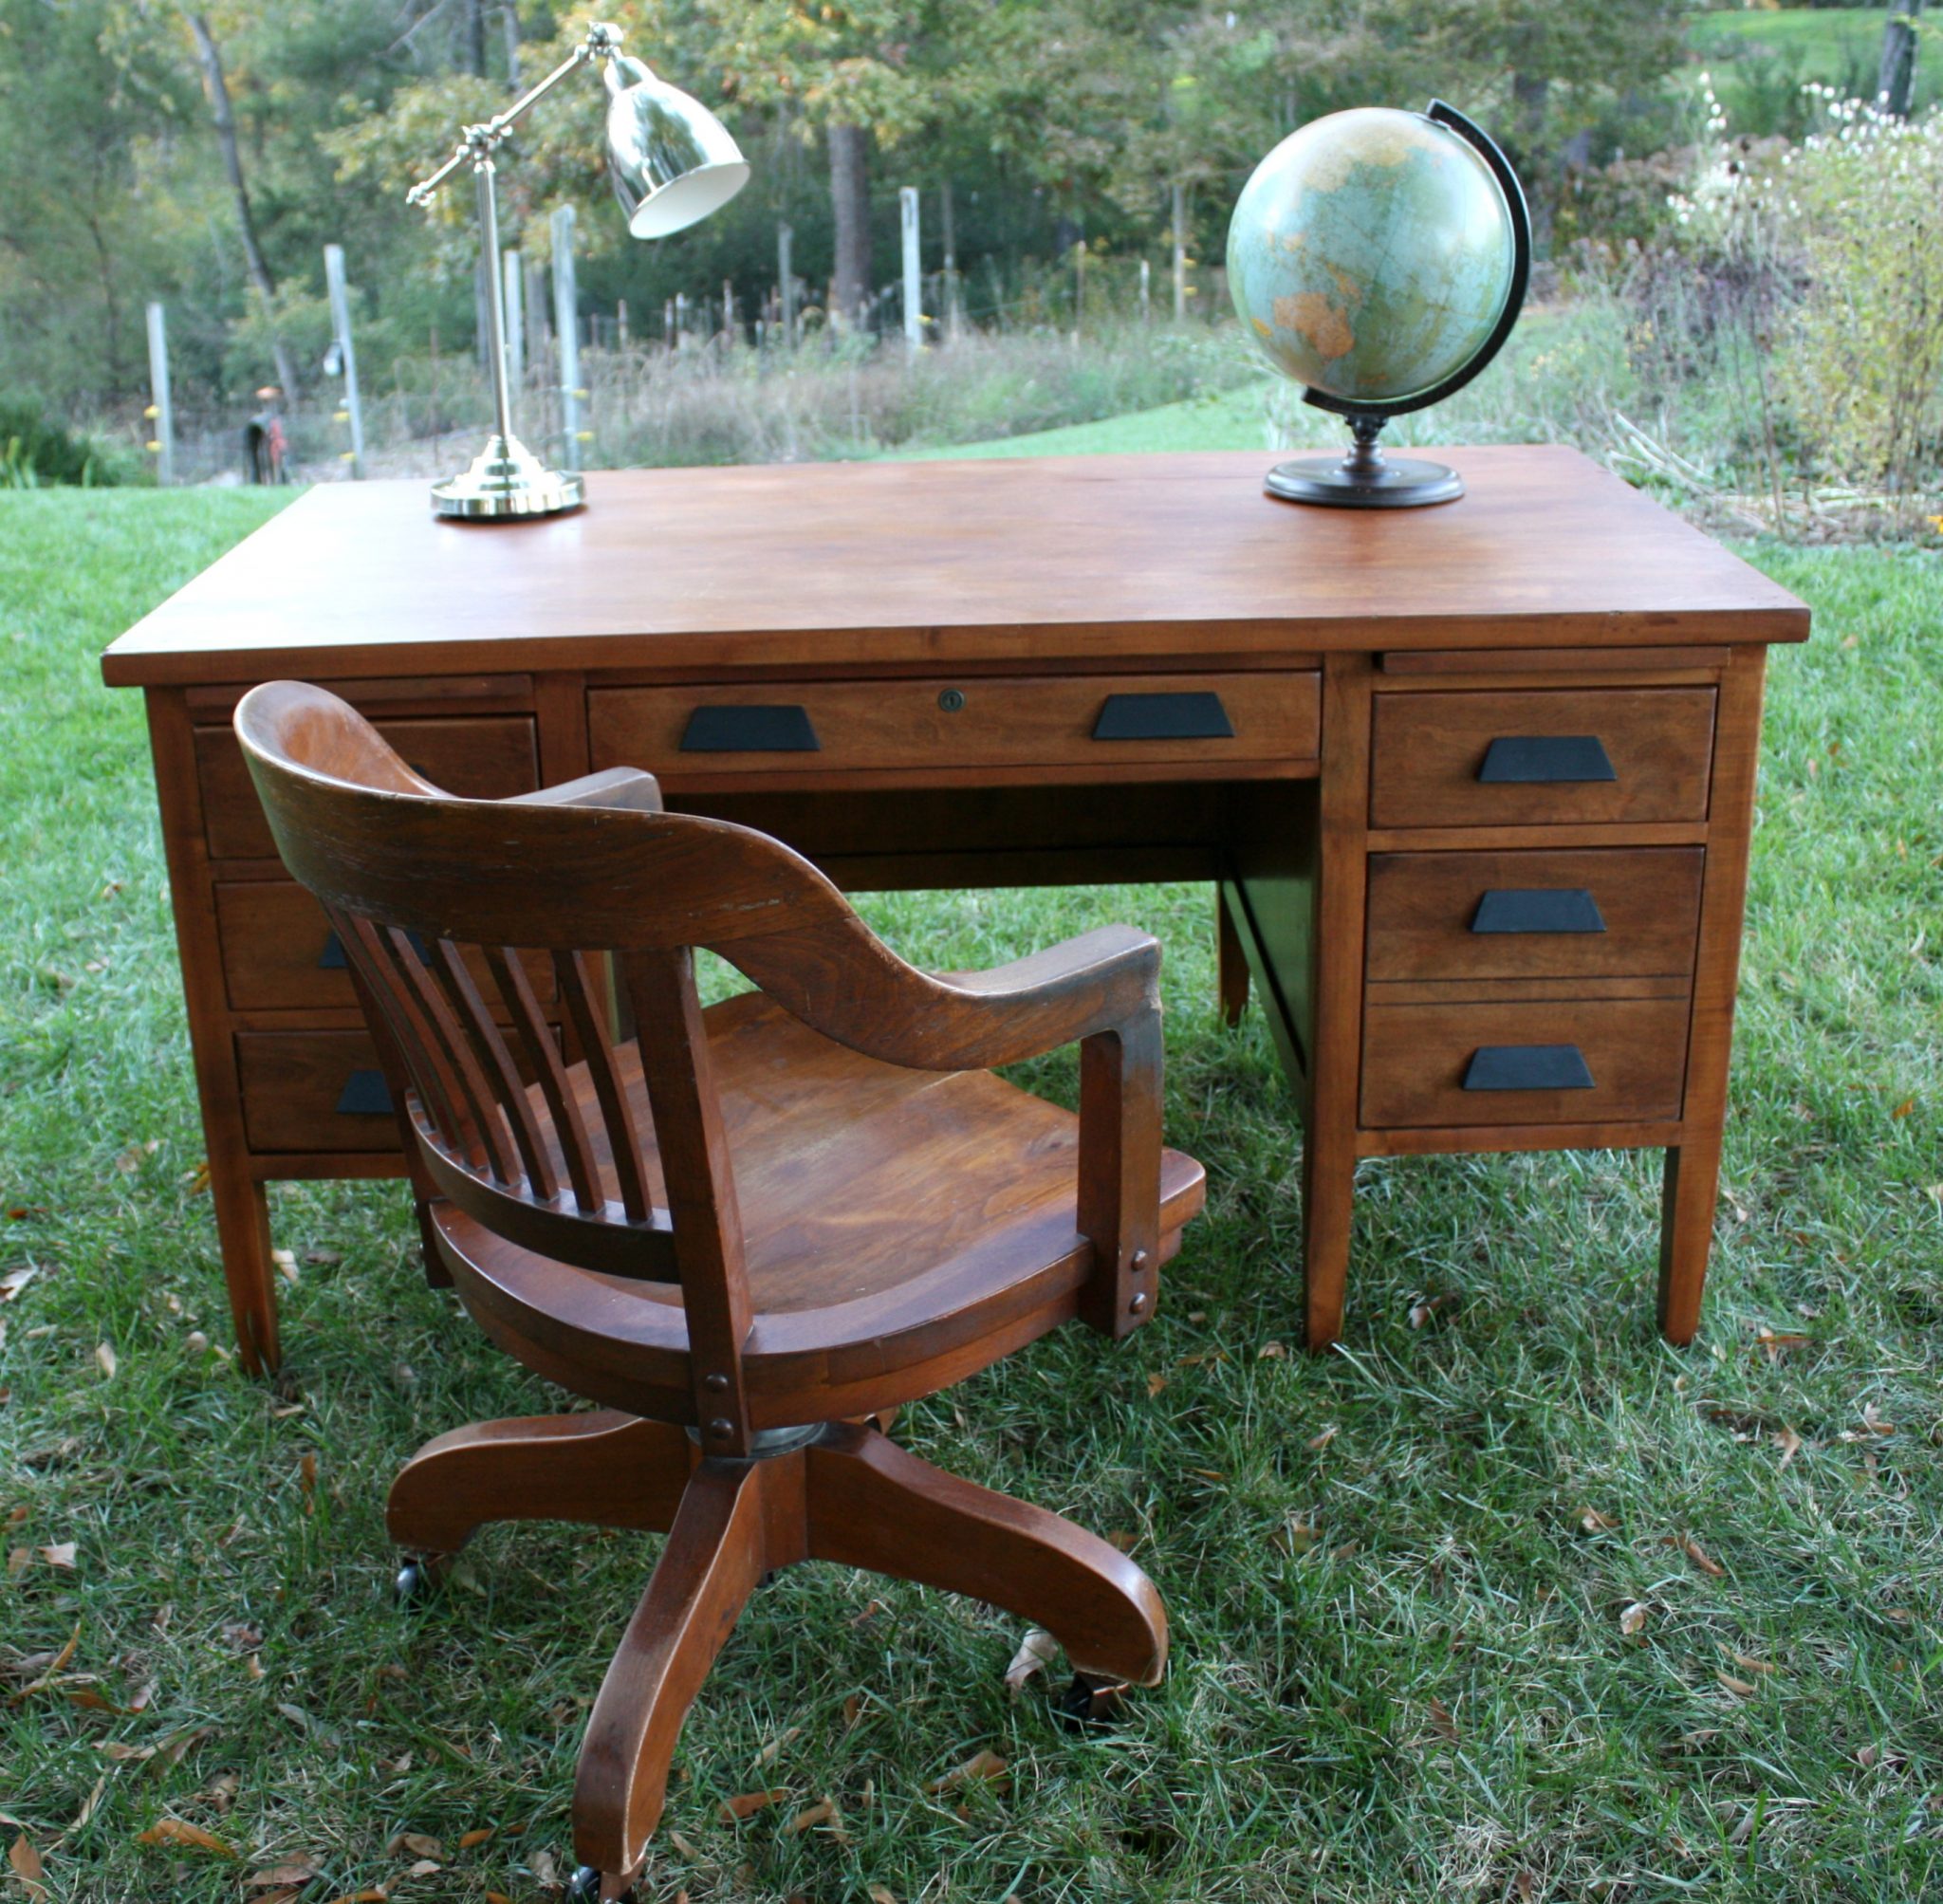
[1227,106,1518,408]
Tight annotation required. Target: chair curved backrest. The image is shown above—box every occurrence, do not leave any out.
[235,680,1161,1451]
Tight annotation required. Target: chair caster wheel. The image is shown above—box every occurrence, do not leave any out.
[566,1868,636,1903]
[1055,1671,1130,1731]
[392,1556,448,1605]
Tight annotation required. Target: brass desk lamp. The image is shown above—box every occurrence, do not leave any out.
[406,21,748,520]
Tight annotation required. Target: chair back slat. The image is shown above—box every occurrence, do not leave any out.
[379,923,522,1187]
[338,913,484,1171]
[483,944,595,1211]
[426,942,560,1203]
[554,949,656,1226]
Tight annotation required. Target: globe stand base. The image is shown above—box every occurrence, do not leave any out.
[1265,453,1464,509]
[1266,416,1462,509]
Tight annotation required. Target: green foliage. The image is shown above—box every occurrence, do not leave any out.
[1775,96,1943,492]
[0,400,133,488]
[2,490,1940,1900]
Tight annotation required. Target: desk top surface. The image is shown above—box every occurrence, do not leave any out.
[102,445,1807,688]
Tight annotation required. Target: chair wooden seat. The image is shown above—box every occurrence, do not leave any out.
[234,680,1205,1902]
[433,989,1204,1426]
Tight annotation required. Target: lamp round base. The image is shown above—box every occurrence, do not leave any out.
[431,433,586,521]
[1265,454,1464,509]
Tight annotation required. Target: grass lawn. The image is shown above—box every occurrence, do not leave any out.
[2,475,1940,1904]
[1687,6,1943,122]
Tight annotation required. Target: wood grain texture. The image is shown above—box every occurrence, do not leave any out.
[1364,847,1705,984]
[1659,644,1768,1342]
[1360,995,1693,1129]
[1379,645,1731,675]
[1370,688,1718,829]
[102,449,1808,689]
[586,671,1320,781]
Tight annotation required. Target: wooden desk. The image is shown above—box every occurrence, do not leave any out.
[102,447,1808,1373]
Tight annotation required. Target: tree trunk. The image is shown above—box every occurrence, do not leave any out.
[1510,70,1553,254]
[464,0,489,78]
[827,122,872,328]
[1878,0,1925,117]
[185,11,300,399]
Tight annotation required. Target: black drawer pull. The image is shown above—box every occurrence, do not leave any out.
[680,705,820,753]
[1463,1044,1595,1092]
[1471,889,1606,935]
[335,1069,394,1116]
[1092,692,1234,742]
[318,927,430,970]
[1477,735,1616,784]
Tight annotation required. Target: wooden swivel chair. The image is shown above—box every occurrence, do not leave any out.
[235,681,1205,1901]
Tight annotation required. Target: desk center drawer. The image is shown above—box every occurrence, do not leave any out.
[587,672,1321,781]
[1366,846,1705,983]
[1371,687,1716,828]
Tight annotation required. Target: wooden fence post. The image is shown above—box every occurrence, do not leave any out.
[323,244,366,479]
[551,205,583,472]
[900,187,923,353]
[145,302,175,487]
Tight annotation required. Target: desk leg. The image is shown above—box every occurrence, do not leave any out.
[1216,887,1250,1027]
[1656,644,1766,1345]
[1303,654,1374,1351]
[209,1151,281,1375]
[1657,1137,1720,1344]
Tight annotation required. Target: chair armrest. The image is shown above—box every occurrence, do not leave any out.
[507,767,664,813]
[936,923,1162,1062]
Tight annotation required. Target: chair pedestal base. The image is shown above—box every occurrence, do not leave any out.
[387,1412,1168,1882]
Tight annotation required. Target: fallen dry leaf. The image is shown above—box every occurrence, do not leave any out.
[755,1727,802,1768]
[37,1544,75,1571]
[927,1749,1007,1795]
[1717,1672,1758,1697]
[1674,1535,1725,1578]
[1619,1602,1650,1636]
[94,1342,118,1379]
[246,1861,321,1888]
[9,1833,47,1903]
[784,1799,838,1836]
[1774,1426,1804,1470]
[298,1452,318,1509]
[1,1266,41,1302]
[867,1888,898,1904]
[1427,1697,1458,1742]
[1578,1507,1619,1534]
[1145,1372,1168,1397]
[386,1833,442,1859]
[1256,1340,1286,1359]
[718,1789,786,1824]
[404,1859,440,1878]
[150,1725,216,1772]
[667,1832,699,1860]
[846,1599,886,1628]
[1003,1629,1059,1693]
[5,1619,82,1701]
[317,1892,388,1904]
[1306,1424,1339,1452]
[137,1818,237,1857]
[456,1828,493,1850]
[1730,1652,1776,1675]
[1278,1519,1321,1555]
[97,1741,155,1763]
[71,1776,106,1832]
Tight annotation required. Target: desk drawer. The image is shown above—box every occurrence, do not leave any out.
[195,715,540,860]
[215,881,555,1014]
[237,1030,403,1153]
[1365,847,1705,984]
[1370,689,1715,829]
[1360,996,1691,1129]
[587,673,1320,779]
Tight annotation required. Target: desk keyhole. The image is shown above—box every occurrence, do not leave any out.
[937,688,966,713]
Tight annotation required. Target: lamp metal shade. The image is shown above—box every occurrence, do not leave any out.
[604,54,749,239]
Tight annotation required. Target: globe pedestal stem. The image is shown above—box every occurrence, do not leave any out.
[1264,412,1465,509]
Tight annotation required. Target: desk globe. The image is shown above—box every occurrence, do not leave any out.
[1228,101,1530,507]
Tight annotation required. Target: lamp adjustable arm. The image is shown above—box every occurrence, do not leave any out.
[406,21,623,205]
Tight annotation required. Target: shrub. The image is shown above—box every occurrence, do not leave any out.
[0,398,128,487]
[1773,92,1943,494]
